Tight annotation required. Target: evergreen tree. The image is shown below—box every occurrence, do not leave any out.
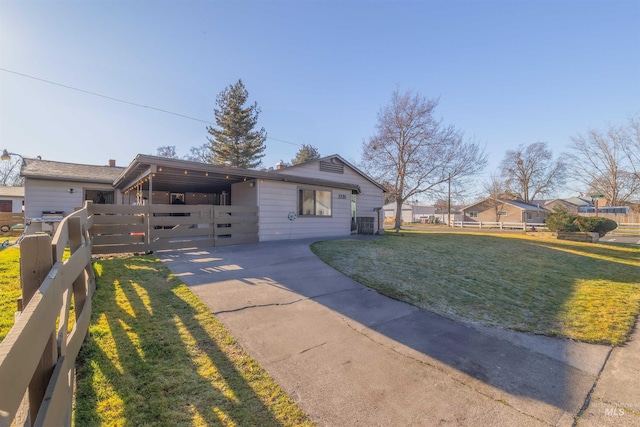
[291,144,321,165]
[207,79,267,168]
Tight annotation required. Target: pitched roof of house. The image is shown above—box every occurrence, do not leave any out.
[114,154,366,194]
[463,198,549,212]
[21,158,125,184]
[0,186,24,197]
[506,199,549,211]
[273,154,388,193]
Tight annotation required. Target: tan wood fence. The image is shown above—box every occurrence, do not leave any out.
[0,202,258,425]
[89,204,259,255]
[0,212,24,234]
[0,206,94,426]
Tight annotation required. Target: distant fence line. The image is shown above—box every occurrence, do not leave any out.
[452,221,548,231]
[453,221,640,235]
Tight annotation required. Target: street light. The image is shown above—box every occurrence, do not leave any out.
[1,149,25,165]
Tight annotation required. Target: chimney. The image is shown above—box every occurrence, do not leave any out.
[109,159,116,167]
[276,161,286,170]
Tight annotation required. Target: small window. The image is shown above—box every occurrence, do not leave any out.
[498,211,507,216]
[298,189,332,216]
[527,212,532,220]
[469,211,478,218]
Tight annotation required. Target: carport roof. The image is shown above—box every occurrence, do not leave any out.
[114,154,362,194]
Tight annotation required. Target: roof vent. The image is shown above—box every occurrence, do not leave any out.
[320,159,344,174]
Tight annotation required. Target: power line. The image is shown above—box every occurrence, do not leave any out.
[0,67,302,147]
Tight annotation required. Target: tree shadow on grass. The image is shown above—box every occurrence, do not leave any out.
[75,255,307,426]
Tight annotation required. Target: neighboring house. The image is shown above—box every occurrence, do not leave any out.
[463,198,549,223]
[544,197,593,213]
[383,202,417,223]
[383,202,463,225]
[20,158,124,219]
[0,186,24,213]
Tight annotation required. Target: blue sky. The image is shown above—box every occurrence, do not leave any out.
[1,0,639,197]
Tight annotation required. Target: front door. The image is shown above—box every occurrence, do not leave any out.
[351,194,357,232]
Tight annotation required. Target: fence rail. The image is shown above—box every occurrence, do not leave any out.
[0,205,94,426]
[89,204,259,254]
[453,221,548,231]
[0,212,24,234]
[610,223,640,236]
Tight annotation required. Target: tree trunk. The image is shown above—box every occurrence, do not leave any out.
[394,198,403,231]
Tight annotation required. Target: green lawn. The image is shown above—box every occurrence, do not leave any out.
[311,231,640,345]
[0,246,21,342]
[75,254,314,426]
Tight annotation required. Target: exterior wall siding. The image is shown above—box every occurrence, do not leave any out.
[25,179,119,218]
[464,200,523,223]
[0,197,24,213]
[231,181,258,206]
[276,160,384,231]
[257,180,351,241]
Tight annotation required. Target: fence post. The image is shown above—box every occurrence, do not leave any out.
[19,234,57,424]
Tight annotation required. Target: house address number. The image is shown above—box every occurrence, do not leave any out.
[338,194,347,199]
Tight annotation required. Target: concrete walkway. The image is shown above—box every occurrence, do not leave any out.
[156,238,639,426]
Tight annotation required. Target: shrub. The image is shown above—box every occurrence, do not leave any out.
[574,216,618,237]
[545,206,579,232]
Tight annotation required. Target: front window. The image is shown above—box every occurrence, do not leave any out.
[469,211,478,218]
[299,189,332,216]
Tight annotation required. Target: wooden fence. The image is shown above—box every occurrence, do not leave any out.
[610,223,640,236]
[0,212,24,234]
[89,204,259,255]
[0,202,258,425]
[453,221,548,231]
[0,206,94,426]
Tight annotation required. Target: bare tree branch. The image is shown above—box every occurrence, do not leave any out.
[500,142,565,203]
[361,89,487,230]
[566,116,640,205]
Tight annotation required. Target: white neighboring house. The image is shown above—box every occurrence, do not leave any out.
[21,158,124,220]
[383,202,463,224]
[0,186,24,213]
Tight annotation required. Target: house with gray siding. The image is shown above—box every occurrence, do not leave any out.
[19,154,385,242]
[20,158,124,220]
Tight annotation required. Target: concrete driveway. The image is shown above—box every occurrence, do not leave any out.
[156,237,637,426]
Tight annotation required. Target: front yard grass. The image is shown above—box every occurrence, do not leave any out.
[311,231,640,346]
[0,246,21,342]
[75,253,313,426]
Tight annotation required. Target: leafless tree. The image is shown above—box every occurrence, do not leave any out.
[499,142,565,203]
[0,156,23,186]
[567,116,640,206]
[361,89,487,231]
[482,173,511,221]
[156,145,179,159]
[623,114,640,183]
[185,143,215,163]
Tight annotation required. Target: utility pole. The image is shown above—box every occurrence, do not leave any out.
[448,174,452,227]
